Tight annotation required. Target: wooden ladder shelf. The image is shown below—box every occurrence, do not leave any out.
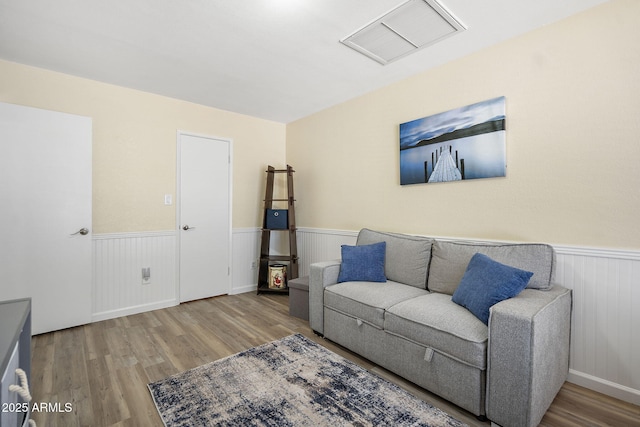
[257,165,298,294]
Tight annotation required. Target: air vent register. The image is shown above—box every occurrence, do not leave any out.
[341,0,466,65]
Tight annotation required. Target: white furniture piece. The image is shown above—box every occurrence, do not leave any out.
[0,298,32,427]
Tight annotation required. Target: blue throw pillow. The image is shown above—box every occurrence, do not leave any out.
[452,253,533,325]
[337,242,387,283]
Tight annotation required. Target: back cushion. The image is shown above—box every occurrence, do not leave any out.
[428,240,556,294]
[356,229,433,289]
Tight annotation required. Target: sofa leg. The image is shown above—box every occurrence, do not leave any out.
[312,330,324,337]
[476,415,488,422]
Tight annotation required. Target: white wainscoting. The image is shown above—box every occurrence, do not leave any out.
[92,229,264,319]
[93,231,178,322]
[294,228,640,405]
[230,227,293,293]
[230,228,261,295]
[297,228,358,277]
[554,245,640,405]
[92,228,640,405]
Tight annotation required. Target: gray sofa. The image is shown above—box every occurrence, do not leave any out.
[309,229,571,427]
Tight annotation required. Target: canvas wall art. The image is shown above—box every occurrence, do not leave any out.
[399,96,506,185]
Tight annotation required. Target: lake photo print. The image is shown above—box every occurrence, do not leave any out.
[399,96,506,185]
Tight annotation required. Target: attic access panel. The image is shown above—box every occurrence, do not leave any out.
[341,0,466,65]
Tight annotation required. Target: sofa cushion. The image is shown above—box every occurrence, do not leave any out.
[337,242,387,283]
[324,281,428,329]
[357,228,434,289]
[385,293,488,369]
[452,253,533,325]
[428,240,555,294]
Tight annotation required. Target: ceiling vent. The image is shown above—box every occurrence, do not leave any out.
[341,0,466,65]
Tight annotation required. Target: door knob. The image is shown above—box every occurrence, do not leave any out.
[182,225,195,231]
[71,228,89,236]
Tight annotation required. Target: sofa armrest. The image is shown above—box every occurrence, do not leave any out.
[486,285,571,427]
[309,260,341,334]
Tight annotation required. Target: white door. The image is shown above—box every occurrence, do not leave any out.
[0,102,92,334]
[178,132,231,302]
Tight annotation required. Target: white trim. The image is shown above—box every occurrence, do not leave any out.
[176,131,233,301]
[233,227,262,234]
[553,244,640,261]
[228,140,234,295]
[92,299,177,323]
[229,284,258,295]
[92,230,177,240]
[569,369,640,406]
[297,227,358,237]
[176,131,182,303]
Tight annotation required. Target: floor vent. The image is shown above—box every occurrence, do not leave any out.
[341,0,466,65]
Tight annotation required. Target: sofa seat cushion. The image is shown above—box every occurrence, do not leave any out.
[385,293,488,369]
[324,281,429,329]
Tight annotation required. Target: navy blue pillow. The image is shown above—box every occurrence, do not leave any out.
[337,242,387,283]
[452,253,533,325]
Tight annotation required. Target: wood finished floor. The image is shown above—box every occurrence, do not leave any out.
[30,292,640,427]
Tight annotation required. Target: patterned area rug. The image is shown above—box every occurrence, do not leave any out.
[148,334,467,427]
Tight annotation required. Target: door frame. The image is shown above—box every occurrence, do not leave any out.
[176,130,233,301]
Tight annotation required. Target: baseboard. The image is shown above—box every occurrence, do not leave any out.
[229,284,257,295]
[92,299,178,323]
[568,369,640,406]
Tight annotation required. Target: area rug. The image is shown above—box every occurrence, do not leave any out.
[148,334,468,427]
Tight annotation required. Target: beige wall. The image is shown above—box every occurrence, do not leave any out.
[287,0,640,250]
[0,60,286,233]
[2,0,638,246]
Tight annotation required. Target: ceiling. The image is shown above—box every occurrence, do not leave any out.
[0,0,609,123]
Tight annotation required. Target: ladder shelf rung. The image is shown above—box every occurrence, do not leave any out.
[260,255,295,261]
[266,169,294,173]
